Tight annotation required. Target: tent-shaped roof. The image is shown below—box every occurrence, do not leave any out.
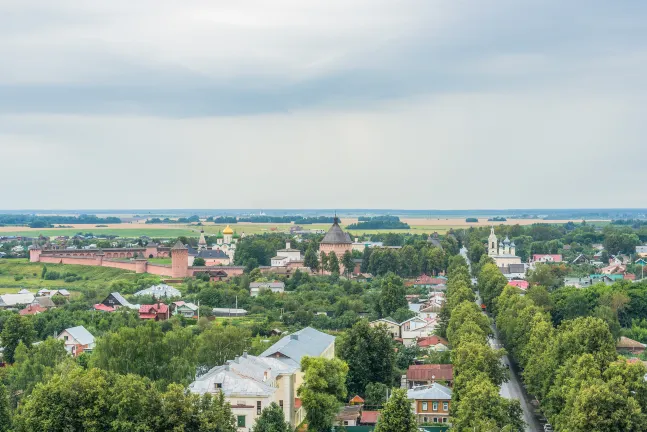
[320,217,352,244]
[171,241,187,250]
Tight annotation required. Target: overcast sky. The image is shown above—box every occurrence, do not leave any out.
[1,0,646,210]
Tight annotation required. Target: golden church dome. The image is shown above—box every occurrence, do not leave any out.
[223,225,234,235]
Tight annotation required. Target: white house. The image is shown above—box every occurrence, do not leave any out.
[189,327,334,432]
[57,325,95,357]
[250,281,285,297]
[271,242,302,267]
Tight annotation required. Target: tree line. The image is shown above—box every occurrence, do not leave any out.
[440,256,525,430]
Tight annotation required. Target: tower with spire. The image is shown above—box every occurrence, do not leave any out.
[488,226,498,256]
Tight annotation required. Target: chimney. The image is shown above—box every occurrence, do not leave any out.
[355,237,358,243]
[286,241,291,249]
[290,334,299,340]
[243,351,248,358]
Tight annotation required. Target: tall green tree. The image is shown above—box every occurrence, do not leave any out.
[360,247,372,273]
[374,388,417,432]
[337,320,395,396]
[192,257,206,266]
[252,402,291,432]
[297,356,348,432]
[320,252,328,275]
[0,383,11,432]
[377,273,407,317]
[328,252,340,275]
[341,250,354,277]
[304,247,319,272]
[1,314,36,364]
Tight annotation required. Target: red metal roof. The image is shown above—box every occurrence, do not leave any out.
[19,304,47,316]
[360,411,380,424]
[417,335,449,348]
[139,303,168,314]
[508,280,529,290]
[139,313,157,319]
[349,395,365,404]
[94,304,116,312]
[406,364,453,381]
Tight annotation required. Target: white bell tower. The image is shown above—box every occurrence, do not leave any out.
[488,226,498,256]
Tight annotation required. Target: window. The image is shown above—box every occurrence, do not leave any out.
[257,401,262,415]
[237,416,246,427]
[443,418,448,423]
[423,417,428,423]
[279,400,283,411]
[443,402,448,411]
[432,402,438,411]
[433,417,438,423]
[422,402,428,411]
[343,421,348,426]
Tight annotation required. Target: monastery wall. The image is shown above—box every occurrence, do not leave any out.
[146,264,174,277]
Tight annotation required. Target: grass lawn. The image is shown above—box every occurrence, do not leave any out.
[0,259,149,292]
[148,258,172,265]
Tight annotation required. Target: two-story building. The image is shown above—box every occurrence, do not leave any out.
[57,325,95,357]
[407,383,452,425]
[189,327,335,432]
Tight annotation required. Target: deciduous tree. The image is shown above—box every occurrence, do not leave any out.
[374,388,417,432]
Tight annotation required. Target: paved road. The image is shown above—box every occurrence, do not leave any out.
[475,292,542,432]
[489,327,542,432]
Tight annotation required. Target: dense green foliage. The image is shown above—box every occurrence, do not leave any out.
[297,356,348,432]
[374,388,417,432]
[445,258,524,431]
[251,402,292,432]
[495,282,647,430]
[337,320,396,396]
[13,367,237,432]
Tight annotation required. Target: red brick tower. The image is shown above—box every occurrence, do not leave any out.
[171,241,188,278]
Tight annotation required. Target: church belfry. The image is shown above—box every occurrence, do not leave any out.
[488,226,498,256]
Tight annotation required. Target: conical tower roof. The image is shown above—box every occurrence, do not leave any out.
[171,240,187,250]
[320,217,352,244]
[198,229,207,245]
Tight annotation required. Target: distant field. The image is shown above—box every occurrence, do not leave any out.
[0,218,609,239]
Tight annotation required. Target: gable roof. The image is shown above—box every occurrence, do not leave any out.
[320,218,352,244]
[64,326,95,346]
[417,335,449,348]
[617,336,646,350]
[260,327,335,366]
[0,293,35,307]
[19,304,48,315]
[407,383,452,401]
[108,292,131,306]
[33,296,56,308]
[406,364,453,381]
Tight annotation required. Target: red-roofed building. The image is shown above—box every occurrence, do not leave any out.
[532,254,563,263]
[19,304,47,316]
[360,411,380,425]
[625,273,637,281]
[94,304,116,312]
[349,395,365,405]
[417,335,449,351]
[508,280,529,290]
[406,364,454,387]
[139,303,169,321]
[406,274,447,288]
